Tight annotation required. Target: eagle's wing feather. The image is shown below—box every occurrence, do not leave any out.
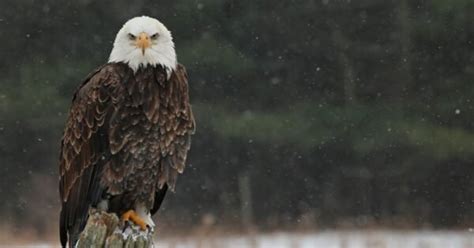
[152,64,195,214]
[158,64,195,189]
[59,64,124,247]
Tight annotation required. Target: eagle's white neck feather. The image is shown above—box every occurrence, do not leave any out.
[108,16,177,74]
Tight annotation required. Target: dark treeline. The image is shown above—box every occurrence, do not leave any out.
[1,0,473,236]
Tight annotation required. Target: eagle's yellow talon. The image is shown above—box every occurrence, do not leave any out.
[121,209,148,230]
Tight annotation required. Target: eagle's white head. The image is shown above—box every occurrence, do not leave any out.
[108,16,177,74]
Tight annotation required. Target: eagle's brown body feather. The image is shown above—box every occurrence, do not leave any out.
[59,62,194,247]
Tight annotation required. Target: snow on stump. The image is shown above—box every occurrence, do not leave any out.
[76,209,154,248]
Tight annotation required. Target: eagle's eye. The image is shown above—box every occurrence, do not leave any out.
[127,33,136,40]
[150,33,159,40]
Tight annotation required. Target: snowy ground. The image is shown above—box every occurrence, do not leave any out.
[6,230,474,248]
[158,230,474,248]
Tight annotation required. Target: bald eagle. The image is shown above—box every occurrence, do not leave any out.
[59,16,195,247]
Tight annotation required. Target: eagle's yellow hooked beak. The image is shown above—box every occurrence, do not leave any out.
[136,32,151,55]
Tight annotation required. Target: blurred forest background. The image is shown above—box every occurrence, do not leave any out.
[1,0,474,241]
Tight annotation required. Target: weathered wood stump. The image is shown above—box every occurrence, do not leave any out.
[76,209,154,248]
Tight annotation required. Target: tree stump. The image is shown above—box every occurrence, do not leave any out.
[76,209,154,248]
